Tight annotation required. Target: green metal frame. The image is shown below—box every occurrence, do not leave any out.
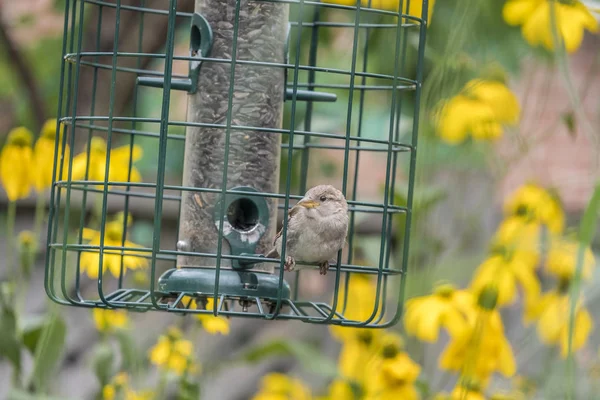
[45,0,429,327]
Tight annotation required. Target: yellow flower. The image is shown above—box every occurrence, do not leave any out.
[93,308,129,333]
[470,253,540,306]
[80,213,147,279]
[404,283,475,342]
[70,137,143,185]
[251,373,312,400]
[320,0,435,22]
[525,288,593,358]
[149,327,199,376]
[445,378,486,400]
[330,274,382,342]
[185,296,230,335]
[0,127,34,201]
[436,80,520,144]
[503,0,598,53]
[102,372,153,400]
[338,332,378,386]
[491,216,541,267]
[440,287,516,382]
[363,350,421,400]
[546,238,595,281]
[317,380,357,400]
[503,183,564,233]
[33,119,70,192]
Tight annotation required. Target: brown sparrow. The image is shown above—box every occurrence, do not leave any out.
[265,185,349,275]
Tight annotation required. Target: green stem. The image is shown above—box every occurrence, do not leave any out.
[33,193,46,251]
[6,200,17,281]
[155,370,168,400]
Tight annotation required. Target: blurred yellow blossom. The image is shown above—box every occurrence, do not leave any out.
[470,253,540,306]
[251,373,312,400]
[70,137,143,186]
[546,238,595,281]
[363,349,421,400]
[503,0,598,53]
[440,286,516,382]
[525,287,593,358]
[93,308,129,333]
[503,183,564,233]
[185,296,230,335]
[338,331,378,386]
[80,213,147,279]
[102,372,153,400]
[404,283,475,342]
[436,80,520,144]
[316,380,356,400]
[0,127,34,201]
[33,119,70,192]
[491,216,541,267]
[330,274,382,342]
[446,378,486,400]
[149,327,199,376]
[320,0,435,22]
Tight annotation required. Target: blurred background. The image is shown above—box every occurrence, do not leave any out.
[1,0,600,399]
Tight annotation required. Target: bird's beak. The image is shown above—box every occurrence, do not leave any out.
[296,198,319,209]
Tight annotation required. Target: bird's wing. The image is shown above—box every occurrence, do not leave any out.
[272,203,302,246]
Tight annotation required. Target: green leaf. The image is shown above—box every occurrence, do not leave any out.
[115,330,141,375]
[578,183,600,246]
[29,311,67,393]
[177,378,201,400]
[20,315,48,354]
[0,307,21,373]
[92,343,115,387]
[241,339,338,378]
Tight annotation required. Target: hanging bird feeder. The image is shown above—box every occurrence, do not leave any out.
[45,0,429,328]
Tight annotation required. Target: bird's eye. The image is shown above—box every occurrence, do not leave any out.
[319,195,327,202]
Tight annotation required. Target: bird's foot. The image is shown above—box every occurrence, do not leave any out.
[284,256,296,272]
[319,260,329,275]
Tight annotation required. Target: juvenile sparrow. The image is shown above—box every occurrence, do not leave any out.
[265,185,349,275]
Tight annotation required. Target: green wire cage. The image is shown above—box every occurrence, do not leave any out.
[45,0,428,327]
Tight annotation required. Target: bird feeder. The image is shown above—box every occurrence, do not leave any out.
[45,0,429,328]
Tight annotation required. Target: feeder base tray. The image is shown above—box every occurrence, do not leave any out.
[157,267,291,300]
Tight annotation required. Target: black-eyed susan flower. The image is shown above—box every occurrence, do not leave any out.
[149,327,199,377]
[404,283,476,342]
[0,127,34,201]
[503,0,598,53]
[70,137,143,185]
[251,372,312,400]
[438,378,486,400]
[525,284,593,358]
[363,339,421,400]
[80,213,148,279]
[33,119,70,192]
[470,252,540,307]
[439,286,516,382]
[491,216,542,267]
[184,296,230,335]
[316,379,356,400]
[503,183,565,233]
[337,331,378,387]
[436,79,520,144]
[545,238,595,281]
[102,372,153,400]
[93,308,129,333]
